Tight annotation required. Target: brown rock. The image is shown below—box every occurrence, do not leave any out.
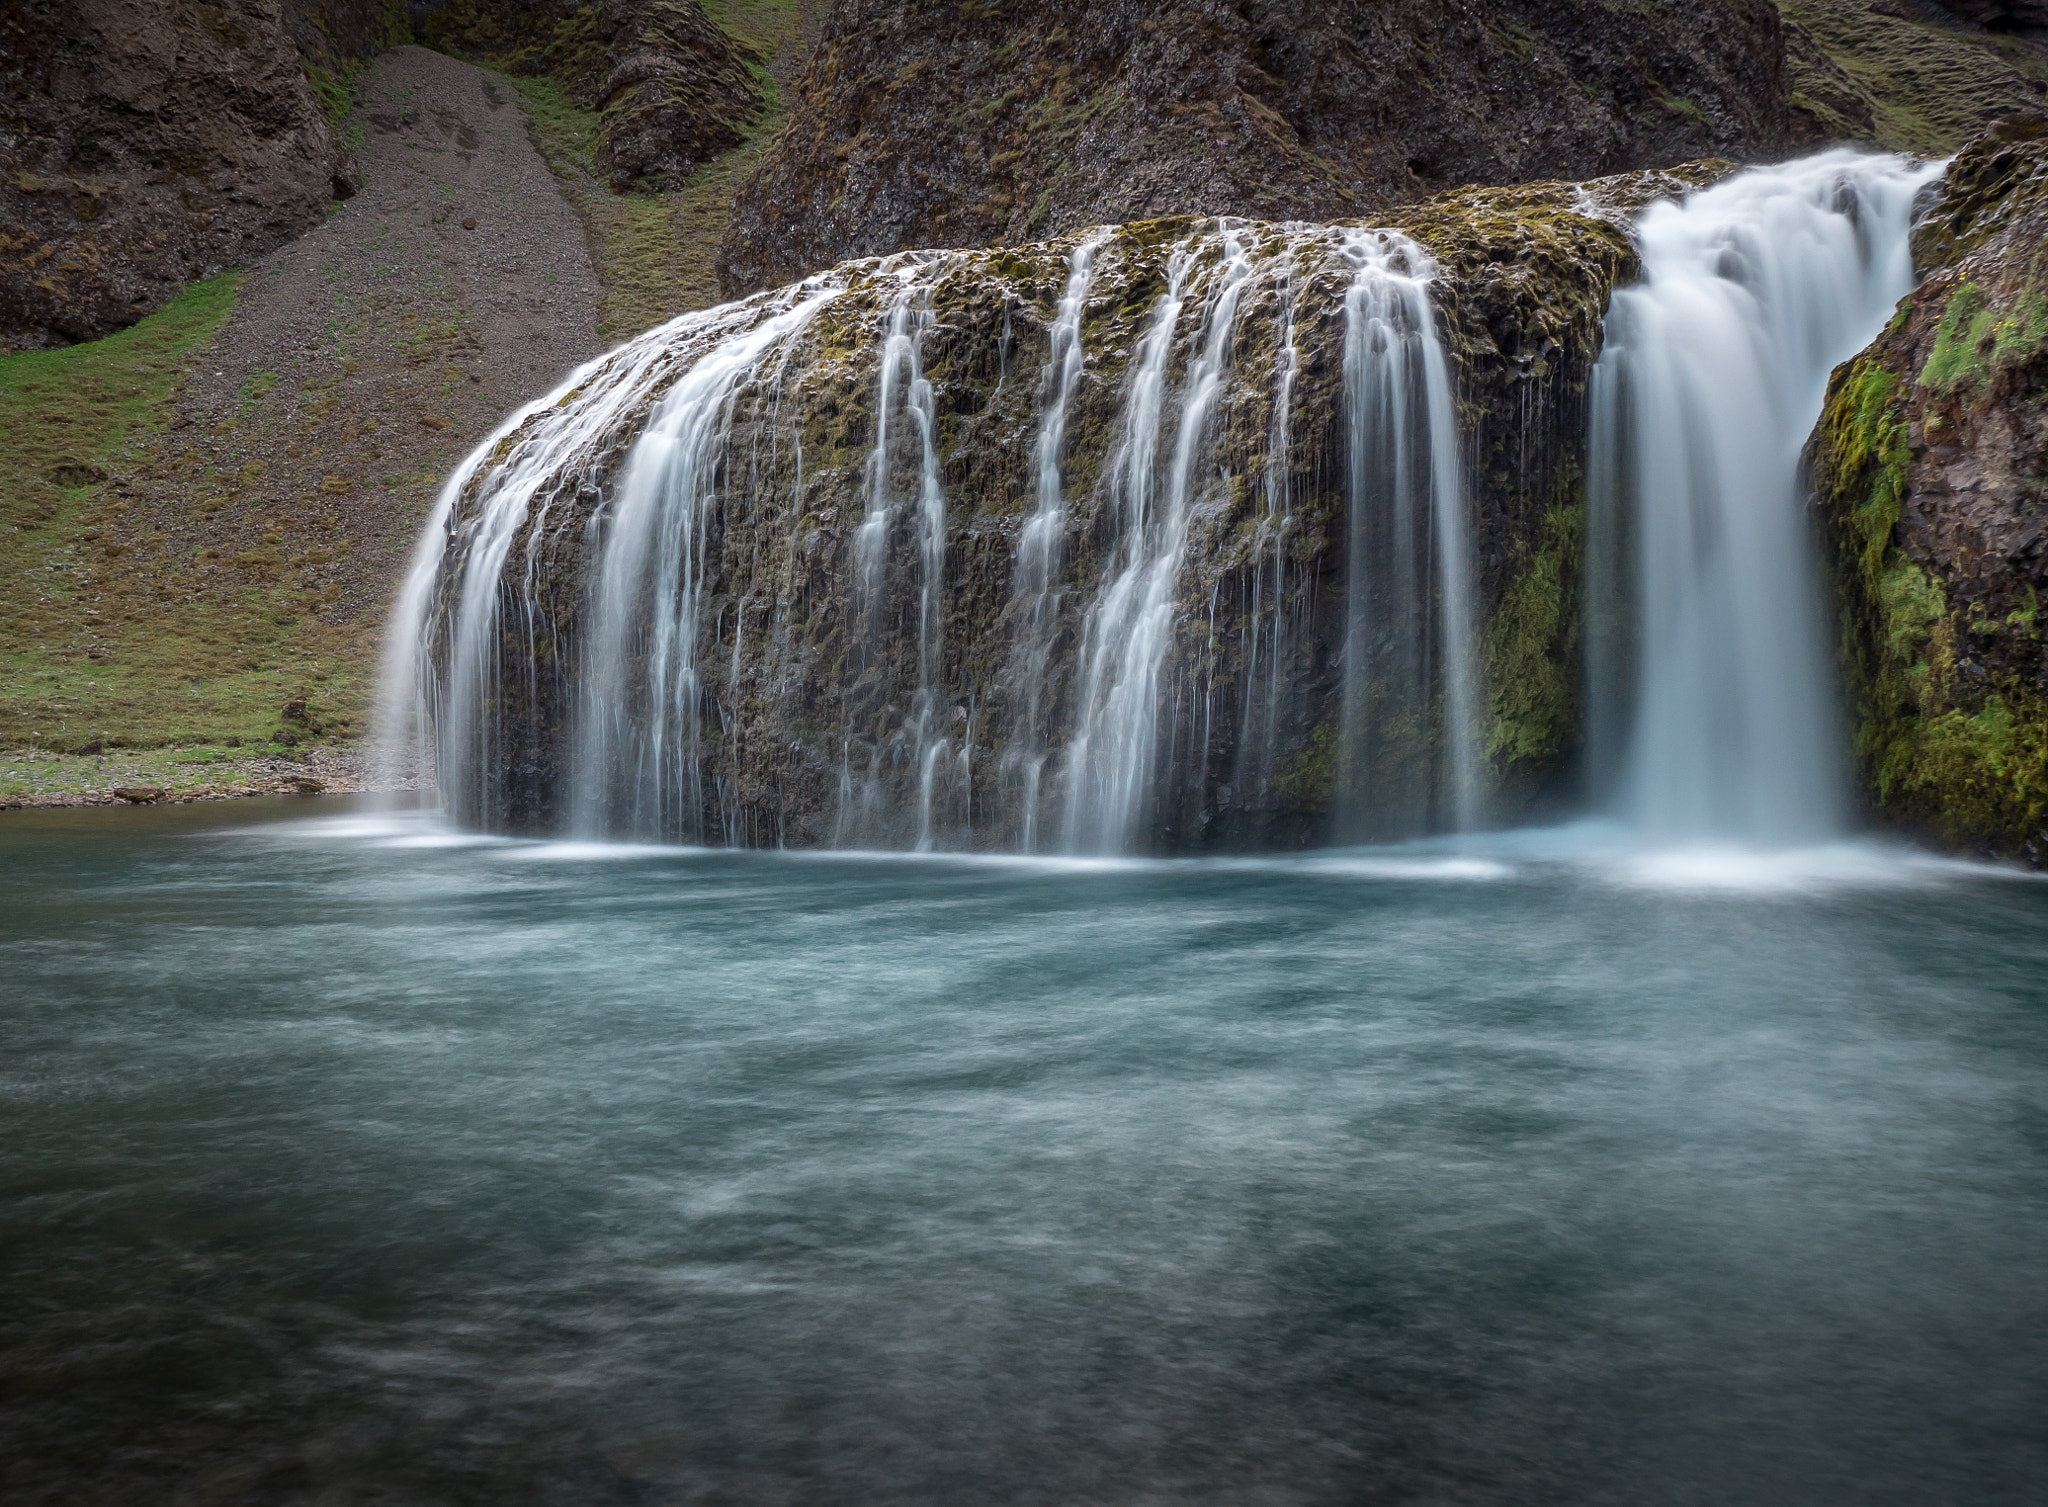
[717,0,1797,295]
[419,0,763,193]
[1811,112,2048,861]
[0,0,355,350]
[113,785,165,803]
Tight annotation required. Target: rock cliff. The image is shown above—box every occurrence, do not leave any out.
[416,0,765,192]
[1811,113,2048,861]
[0,0,361,351]
[714,0,1791,296]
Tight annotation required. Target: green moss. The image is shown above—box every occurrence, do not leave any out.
[1828,359,1908,588]
[1819,319,2048,852]
[1271,720,1336,814]
[1920,281,2048,396]
[1482,502,1580,774]
[1894,691,2048,839]
[1877,558,1945,662]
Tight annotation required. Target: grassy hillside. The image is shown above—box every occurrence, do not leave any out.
[0,276,373,757]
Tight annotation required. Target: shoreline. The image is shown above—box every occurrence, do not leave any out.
[0,741,426,810]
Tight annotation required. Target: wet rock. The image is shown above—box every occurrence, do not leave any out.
[113,786,165,803]
[424,165,1713,847]
[1810,112,2048,862]
[291,776,325,794]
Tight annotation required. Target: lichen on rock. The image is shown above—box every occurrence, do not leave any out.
[1810,113,2048,861]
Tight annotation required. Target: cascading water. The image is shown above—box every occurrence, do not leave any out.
[572,290,842,840]
[1334,230,1480,840]
[387,218,1497,854]
[1059,235,1214,853]
[843,271,959,849]
[379,296,813,831]
[1230,255,1300,810]
[1585,150,1943,843]
[1009,233,1105,852]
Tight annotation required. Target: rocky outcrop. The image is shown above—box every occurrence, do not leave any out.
[418,0,764,191]
[0,0,358,350]
[714,0,1793,297]
[1811,113,2048,862]
[415,165,1727,849]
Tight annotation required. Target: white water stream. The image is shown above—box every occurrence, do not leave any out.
[1008,234,1106,851]
[1334,230,1479,840]
[1586,150,1941,842]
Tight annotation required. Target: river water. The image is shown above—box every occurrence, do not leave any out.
[4,799,2046,1504]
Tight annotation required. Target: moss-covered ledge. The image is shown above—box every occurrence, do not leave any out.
[1810,115,2048,863]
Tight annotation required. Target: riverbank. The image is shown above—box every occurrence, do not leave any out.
[0,739,422,808]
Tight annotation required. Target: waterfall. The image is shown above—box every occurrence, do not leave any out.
[379,299,782,827]
[573,290,841,840]
[1010,232,1105,852]
[1232,256,1300,809]
[1585,150,1941,842]
[840,271,959,847]
[1062,230,1254,854]
[390,220,1495,853]
[1334,231,1480,841]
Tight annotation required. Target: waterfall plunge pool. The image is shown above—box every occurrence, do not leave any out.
[3,800,2045,1504]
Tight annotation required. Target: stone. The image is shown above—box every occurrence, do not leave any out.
[717,0,1795,296]
[1810,112,2048,862]
[0,0,356,350]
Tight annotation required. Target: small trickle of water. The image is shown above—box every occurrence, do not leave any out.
[1334,231,1480,841]
[1586,151,1942,843]
[1233,258,1300,809]
[1010,233,1106,853]
[1063,230,1256,854]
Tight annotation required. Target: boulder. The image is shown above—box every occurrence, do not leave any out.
[1810,112,2048,862]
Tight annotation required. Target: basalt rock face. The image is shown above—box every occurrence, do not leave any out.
[1811,114,2048,862]
[0,0,355,350]
[417,0,764,191]
[411,166,1724,851]
[715,0,1791,297]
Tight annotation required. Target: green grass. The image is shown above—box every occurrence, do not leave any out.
[0,742,335,800]
[511,66,793,339]
[0,274,373,752]
[698,0,802,57]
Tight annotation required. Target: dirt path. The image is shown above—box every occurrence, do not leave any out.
[2,45,601,804]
